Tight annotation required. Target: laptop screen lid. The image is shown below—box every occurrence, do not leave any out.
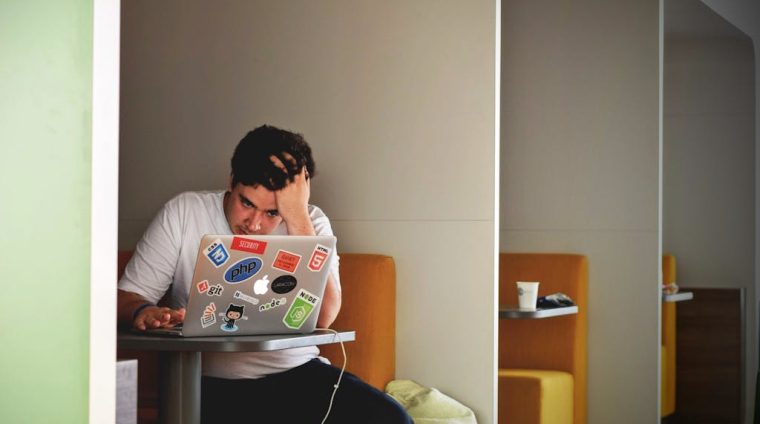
[178,234,336,337]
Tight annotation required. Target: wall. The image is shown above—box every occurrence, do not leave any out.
[663,33,756,419]
[0,1,93,423]
[119,1,498,421]
[500,1,661,423]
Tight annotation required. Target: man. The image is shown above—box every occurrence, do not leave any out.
[117,125,411,423]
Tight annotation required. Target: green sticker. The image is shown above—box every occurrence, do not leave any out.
[283,289,320,329]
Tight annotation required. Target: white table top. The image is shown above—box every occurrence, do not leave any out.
[499,305,578,319]
[663,291,694,303]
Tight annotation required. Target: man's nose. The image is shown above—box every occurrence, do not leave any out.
[246,210,264,231]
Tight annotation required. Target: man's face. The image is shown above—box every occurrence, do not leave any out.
[223,181,283,235]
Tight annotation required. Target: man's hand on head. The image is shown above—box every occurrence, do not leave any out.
[133,306,186,331]
[270,154,315,236]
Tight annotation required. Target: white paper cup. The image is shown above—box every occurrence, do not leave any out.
[516,281,540,311]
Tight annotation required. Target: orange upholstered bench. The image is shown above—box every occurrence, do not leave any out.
[498,253,588,424]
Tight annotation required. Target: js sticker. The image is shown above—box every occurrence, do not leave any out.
[283,289,320,329]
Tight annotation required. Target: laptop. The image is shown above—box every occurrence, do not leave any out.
[149,234,336,337]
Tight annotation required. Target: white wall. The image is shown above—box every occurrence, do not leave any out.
[119,1,498,421]
[500,1,661,423]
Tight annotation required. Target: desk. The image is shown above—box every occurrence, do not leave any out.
[499,305,578,319]
[118,330,355,424]
[663,291,694,302]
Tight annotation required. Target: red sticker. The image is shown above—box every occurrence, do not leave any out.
[197,280,209,294]
[272,250,302,273]
[308,244,330,272]
[231,237,267,254]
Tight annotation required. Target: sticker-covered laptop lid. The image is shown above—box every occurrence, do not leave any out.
[181,234,336,337]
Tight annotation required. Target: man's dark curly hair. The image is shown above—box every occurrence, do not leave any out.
[230,125,316,190]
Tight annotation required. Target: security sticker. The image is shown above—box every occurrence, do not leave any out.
[231,237,268,254]
[219,303,247,332]
[233,290,259,306]
[201,302,217,328]
[207,284,224,296]
[272,275,297,294]
[259,297,287,312]
[272,250,301,274]
[197,280,210,294]
[204,238,230,268]
[283,289,320,329]
[224,257,263,284]
[307,244,331,272]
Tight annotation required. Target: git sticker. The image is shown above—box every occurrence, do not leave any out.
[272,250,301,274]
[231,237,267,254]
[201,302,217,328]
[204,238,229,268]
[207,284,224,296]
[308,244,330,272]
[283,289,320,329]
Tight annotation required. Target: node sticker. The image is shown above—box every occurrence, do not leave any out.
[272,275,297,294]
[233,290,259,306]
[197,280,209,294]
[272,250,301,274]
[308,244,330,272]
[201,302,217,328]
[231,237,267,255]
[259,297,287,312]
[204,238,229,268]
[283,289,320,329]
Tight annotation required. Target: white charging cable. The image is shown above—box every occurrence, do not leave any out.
[315,328,347,424]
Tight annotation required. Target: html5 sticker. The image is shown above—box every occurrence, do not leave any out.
[307,244,331,272]
[231,237,267,255]
[272,250,301,274]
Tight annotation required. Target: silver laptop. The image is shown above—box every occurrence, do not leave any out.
[151,234,336,337]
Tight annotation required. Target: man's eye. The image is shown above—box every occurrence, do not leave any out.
[240,198,253,207]
[266,210,280,218]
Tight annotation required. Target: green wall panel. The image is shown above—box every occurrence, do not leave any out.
[0,1,93,423]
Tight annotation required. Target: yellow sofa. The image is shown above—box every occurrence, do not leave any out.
[661,254,677,417]
[498,253,588,424]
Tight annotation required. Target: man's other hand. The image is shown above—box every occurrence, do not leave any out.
[133,306,186,331]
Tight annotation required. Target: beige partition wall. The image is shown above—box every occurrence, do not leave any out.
[119,1,498,421]
[500,1,661,423]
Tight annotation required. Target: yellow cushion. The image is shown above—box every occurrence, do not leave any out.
[498,369,573,424]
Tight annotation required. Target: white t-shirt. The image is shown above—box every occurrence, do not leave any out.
[118,190,340,379]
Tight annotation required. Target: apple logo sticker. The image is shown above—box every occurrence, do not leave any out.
[253,275,270,295]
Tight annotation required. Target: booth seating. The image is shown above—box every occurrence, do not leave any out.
[498,253,588,424]
[117,251,397,422]
[661,254,677,417]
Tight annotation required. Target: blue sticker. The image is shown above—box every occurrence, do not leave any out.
[219,303,247,332]
[224,257,263,284]
[204,238,229,268]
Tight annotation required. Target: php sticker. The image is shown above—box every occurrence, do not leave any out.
[272,275,297,294]
[272,250,301,274]
[197,280,210,294]
[233,290,259,306]
[308,244,330,272]
[204,238,230,268]
[259,297,287,312]
[224,257,263,283]
[219,303,247,332]
[207,284,224,296]
[201,302,217,328]
[283,289,320,329]
[231,237,267,254]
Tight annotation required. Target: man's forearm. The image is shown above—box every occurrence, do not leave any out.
[117,289,152,327]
